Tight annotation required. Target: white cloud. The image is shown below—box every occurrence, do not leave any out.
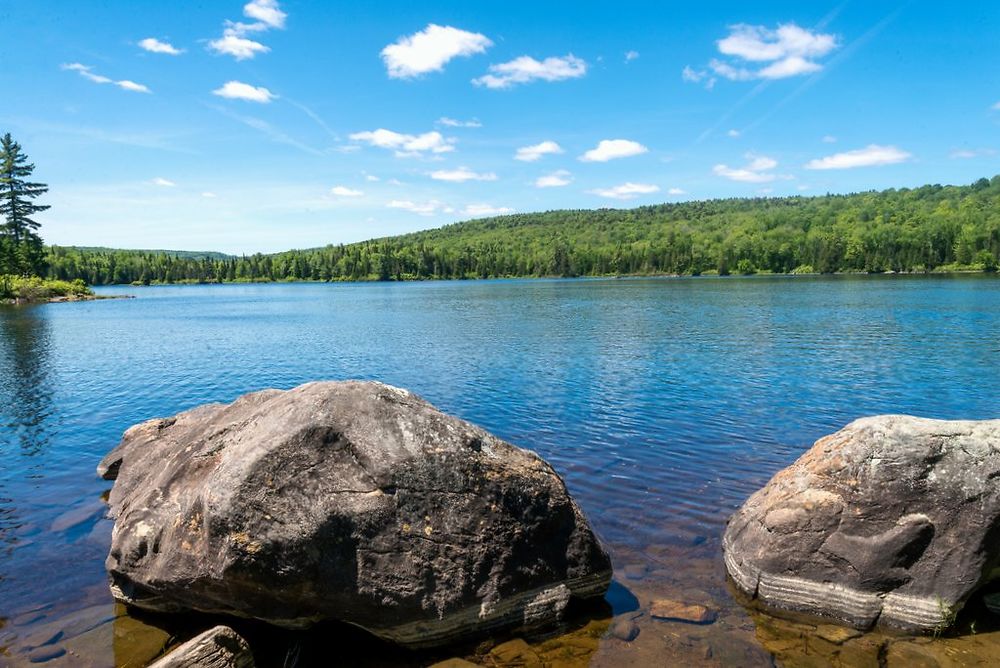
[364,174,380,182]
[580,139,648,162]
[331,185,364,197]
[438,117,482,128]
[382,24,492,78]
[515,140,563,162]
[150,177,175,187]
[727,129,741,138]
[625,50,640,62]
[349,128,455,157]
[718,23,837,61]
[822,135,837,143]
[61,63,151,93]
[993,101,1000,111]
[202,192,217,198]
[138,38,183,55]
[668,187,686,195]
[713,153,783,182]
[116,80,152,93]
[535,170,572,188]
[463,204,514,217]
[243,0,286,29]
[208,33,270,60]
[387,199,450,216]
[473,55,586,89]
[429,167,497,182]
[805,144,912,170]
[687,23,838,84]
[949,148,996,159]
[589,182,660,200]
[208,3,285,60]
[212,81,276,103]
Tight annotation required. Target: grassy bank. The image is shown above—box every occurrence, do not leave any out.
[1,275,93,303]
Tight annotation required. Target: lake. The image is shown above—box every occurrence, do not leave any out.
[1,275,999,666]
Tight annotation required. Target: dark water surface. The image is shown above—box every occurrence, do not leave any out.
[1,276,999,666]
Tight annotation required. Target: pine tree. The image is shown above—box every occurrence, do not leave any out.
[0,133,49,275]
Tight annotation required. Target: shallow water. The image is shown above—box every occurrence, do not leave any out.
[1,275,999,666]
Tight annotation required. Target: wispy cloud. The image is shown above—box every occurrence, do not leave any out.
[580,139,648,162]
[805,144,911,170]
[387,199,453,216]
[211,105,323,156]
[212,81,276,103]
[138,38,183,55]
[727,129,741,138]
[463,204,513,217]
[713,154,786,182]
[349,128,455,157]
[535,170,572,188]
[589,183,660,200]
[61,63,151,93]
[150,177,176,187]
[429,167,497,182]
[668,187,686,196]
[474,55,586,89]
[330,185,364,197]
[625,50,640,63]
[822,135,837,143]
[437,117,482,128]
[382,24,492,78]
[515,140,563,162]
[949,147,996,159]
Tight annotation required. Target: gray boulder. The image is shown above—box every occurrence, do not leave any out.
[723,415,1000,633]
[98,381,611,648]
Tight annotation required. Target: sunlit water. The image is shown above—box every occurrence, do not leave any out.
[1,275,999,666]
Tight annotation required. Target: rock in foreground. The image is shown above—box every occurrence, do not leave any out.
[724,415,1000,633]
[99,381,611,648]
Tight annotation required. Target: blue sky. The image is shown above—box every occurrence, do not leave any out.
[1,0,998,253]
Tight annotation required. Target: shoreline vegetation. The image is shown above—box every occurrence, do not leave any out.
[44,176,999,286]
[0,275,127,304]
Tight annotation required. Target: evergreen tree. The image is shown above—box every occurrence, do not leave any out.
[0,133,49,275]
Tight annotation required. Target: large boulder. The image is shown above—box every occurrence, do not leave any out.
[724,415,1000,633]
[98,381,611,648]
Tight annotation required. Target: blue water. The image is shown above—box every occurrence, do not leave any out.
[1,275,998,664]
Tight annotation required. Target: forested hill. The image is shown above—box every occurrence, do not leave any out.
[46,176,1000,285]
[66,247,232,261]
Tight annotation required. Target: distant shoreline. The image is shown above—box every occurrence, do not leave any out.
[84,268,998,289]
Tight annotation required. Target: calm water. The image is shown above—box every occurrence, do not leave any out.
[1,275,999,666]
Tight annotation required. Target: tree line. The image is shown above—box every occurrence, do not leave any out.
[45,176,1000,285]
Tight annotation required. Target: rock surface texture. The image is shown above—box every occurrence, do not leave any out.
[724,415,1000,633]
[99,381,611,648]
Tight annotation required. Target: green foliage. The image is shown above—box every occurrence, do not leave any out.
[1,275,91,300]
[0,133,49,276]
[44,175,1000,285]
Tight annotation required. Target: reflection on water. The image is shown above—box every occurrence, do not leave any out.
[0,305,54,458]
[0,276,999,665]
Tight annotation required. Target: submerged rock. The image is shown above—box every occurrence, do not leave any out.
[649,599,717,624]
[724,415,1000,633]
[98,381,611,649]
